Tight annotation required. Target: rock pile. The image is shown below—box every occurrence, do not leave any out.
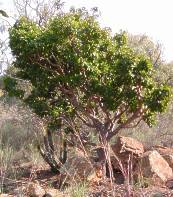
[109,136,173,187]
[4,136,173,196]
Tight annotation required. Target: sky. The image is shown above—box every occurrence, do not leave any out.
[0,0,173,62]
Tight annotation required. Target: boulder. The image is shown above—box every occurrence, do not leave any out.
[110,136,144,171]
[111,136,144,157]
[140,150,173,182]
[153,145,173,155]
[153,146,173,169]
[92,136,144,184]
[27,182,46,197]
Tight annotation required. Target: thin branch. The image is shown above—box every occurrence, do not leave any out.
[124,117,143,128]
[98,101,112,130]
[112,106,128,123]
[153,45,162,67]
[107,108,142,140]
[75,111,94,128]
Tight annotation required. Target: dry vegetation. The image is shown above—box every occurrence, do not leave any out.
[1,1,173,196]
[1,98,173,197]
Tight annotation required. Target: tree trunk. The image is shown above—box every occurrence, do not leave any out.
[97,133,114,181]
[37,144,60,174]
[37,128,67,174]
[59,132,67,164]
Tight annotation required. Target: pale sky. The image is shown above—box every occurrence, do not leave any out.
[1,0,173,62]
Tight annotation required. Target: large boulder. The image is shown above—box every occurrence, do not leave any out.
[98,136,144,184]
[110,136,144,170]
[140,150,173,182]
[153,146,173,169]
[111,136,144,156]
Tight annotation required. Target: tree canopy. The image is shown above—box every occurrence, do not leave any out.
[4,10,171,144]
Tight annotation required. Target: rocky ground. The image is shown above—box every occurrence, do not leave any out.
[2,136,173,196]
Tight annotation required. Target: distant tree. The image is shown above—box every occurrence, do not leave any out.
[4,9,171,173]
[155,61,173,86]
[127,34,163,67]
[13,0,64,26]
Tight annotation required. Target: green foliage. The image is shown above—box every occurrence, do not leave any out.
[3,76,24,98]
[4,9,171,139]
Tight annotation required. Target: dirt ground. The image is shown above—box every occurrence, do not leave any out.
[1,162,173,197]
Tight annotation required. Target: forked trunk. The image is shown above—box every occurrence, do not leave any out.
[37,129,68,174]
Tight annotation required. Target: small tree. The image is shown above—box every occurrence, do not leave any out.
[4,9,171,168]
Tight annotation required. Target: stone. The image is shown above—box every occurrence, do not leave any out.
[111,136,144,157]
[153,146,173,169]
[110,136,144,174]
[140,150,173,182]
[165,178,173,189]
[27,182,46,197]
[94,136,144,184]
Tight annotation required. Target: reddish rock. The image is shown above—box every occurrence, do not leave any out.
[140,150,173,182]
[110,136,144,171]
[153,146,173,169]
[111,136,144,157]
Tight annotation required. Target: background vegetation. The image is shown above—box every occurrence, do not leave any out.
[0,0,173,196]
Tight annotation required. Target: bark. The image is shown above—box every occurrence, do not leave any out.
[59,132,67,164]
[37,128,68,174]
[96,133,109,178]
[37,144,60,174]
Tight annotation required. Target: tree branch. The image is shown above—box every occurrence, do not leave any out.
[75,111,94,128]
[124,117,143,128]
[107,108,142,140]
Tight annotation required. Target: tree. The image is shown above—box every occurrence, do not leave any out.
[0,10,9,74]
[127,34,163,67]
[1,0,69,174]
[126,34,173,147]
[13,0,64,26]
[4,9,171,170]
